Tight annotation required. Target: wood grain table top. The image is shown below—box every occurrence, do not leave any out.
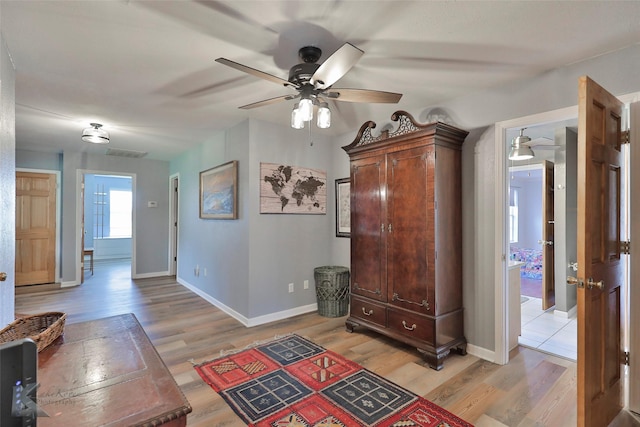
[37,313,191,426]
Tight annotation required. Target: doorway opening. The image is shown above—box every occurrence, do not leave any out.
[505,123,578,361]
[81,172,135,283]
[495,88,640,420]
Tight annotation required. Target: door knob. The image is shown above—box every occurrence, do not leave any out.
[567,276,603,290]
[587,278,604,290]
[538,239,554,246]
[0,272,6,281]
[567,276,583,287]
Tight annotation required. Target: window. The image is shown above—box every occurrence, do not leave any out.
[509,187,519,244]
[92,178,132,239]
[109,190,132,238]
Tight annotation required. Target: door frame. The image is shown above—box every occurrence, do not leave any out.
[494,105,577,365]
[168,173,179,276]
[75,169,137,282]
[16,168,61,284]
[494,92,640,413]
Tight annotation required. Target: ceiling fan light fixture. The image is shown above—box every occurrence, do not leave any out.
[298,97,314,122]
[82,123,110,144]
[317,102,331,129]
[291,103,305,129]
[508,128,534,160]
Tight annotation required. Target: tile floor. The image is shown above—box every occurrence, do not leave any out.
[518,296,577,360]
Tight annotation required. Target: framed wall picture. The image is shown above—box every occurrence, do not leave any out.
[200,160,238,219]
[260,162,326,214]
[335,177,350,237]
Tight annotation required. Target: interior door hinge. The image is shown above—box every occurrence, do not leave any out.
[622,130,630,145]
[624,351,630,366]
[621,240,631,255]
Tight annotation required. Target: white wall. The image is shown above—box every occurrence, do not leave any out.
[171,121,252,317]
[93,238,132,260]
[170,119,339,323]
[247,120,335,319]
[60,152,170,284]
[554,128,579,313]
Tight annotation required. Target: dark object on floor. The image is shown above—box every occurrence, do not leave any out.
[314,266,350,317]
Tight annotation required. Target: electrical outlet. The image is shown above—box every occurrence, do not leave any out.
[288,283,294,293]
[195,264,199,277]
[303,280,309,289]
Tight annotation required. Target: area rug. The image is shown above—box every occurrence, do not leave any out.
[195,334,473,427]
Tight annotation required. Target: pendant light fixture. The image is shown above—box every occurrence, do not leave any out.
[508,128,534,160]
[291,103,305,129]
[290,97,331,130]
[316,102,331,129]
[297,97,314,122]
[82,123,110,144]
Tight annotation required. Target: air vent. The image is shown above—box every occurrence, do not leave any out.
[105,148,148,159]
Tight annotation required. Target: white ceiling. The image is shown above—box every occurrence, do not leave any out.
[3,1,640,161]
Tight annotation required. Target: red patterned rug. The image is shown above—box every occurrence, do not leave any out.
[195,334,473,426]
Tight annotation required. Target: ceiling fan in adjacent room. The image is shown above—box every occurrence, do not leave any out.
[215,42,403,129]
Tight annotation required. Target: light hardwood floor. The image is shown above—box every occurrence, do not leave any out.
[15,261,639,426]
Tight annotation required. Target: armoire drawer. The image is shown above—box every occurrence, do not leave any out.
[350,296,386,327]
[387,309,434,345]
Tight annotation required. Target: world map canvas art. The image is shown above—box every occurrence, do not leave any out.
[260,163,326,214]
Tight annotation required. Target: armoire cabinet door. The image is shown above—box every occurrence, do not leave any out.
[386,145,435,315]
[350,156,387,302]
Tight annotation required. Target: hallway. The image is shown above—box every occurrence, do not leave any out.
[84,258,132,288]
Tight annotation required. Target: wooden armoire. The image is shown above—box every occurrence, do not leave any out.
[342,111,468,370]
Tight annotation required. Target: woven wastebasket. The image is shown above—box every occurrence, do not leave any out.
[314,266,350,317]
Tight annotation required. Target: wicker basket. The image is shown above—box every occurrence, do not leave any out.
[0,312,66,352]
[314,266,350,317]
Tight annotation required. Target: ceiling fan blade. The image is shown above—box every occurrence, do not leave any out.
[311,43,363,89]
[325,88,402,103]
[239,94,299,110]
[216,58,295,88]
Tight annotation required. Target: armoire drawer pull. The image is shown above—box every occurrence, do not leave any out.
[362,307,373,316]
[402,321,417,331]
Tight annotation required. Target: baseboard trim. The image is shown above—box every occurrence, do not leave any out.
[466,343,496,364]
[177,278,318,328]
[133,271,170,279]
[554,304,577,319]
[61,280,78,288]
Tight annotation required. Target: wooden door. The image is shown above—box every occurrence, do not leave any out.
[387,145,433,314]
[350,155,387,301]
[15,172,56,286]
[576,76,624,426]
[541,160,555,310]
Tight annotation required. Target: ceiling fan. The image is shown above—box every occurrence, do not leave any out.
[523,137,564,150]
[215,43,402,128]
